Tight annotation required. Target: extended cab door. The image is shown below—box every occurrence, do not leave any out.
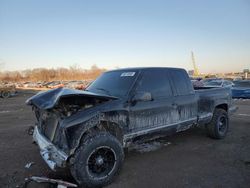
[128,69,179,133]
[168,69,198,132]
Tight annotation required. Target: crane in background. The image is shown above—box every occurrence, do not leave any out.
[191,51,199,77]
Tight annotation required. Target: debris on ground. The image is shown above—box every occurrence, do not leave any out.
[24,162,35,169]
[23,176,78,188]
[27,126,34,135]
[0,172,18,187]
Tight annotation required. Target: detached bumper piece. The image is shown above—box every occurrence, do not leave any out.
[33,126,68,170]
[24,176,77,188]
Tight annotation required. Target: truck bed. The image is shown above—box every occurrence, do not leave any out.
[194,86,232,124]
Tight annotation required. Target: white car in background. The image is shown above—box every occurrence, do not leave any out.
[203,79,234,88]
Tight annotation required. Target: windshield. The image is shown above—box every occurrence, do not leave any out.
[233,81,250,88]
[204,81,222,86]
[86,70,138,97]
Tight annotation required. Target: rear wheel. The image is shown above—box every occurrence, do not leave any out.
[1,91,11,98]
[206,108,229,139]
[71,132,124,188]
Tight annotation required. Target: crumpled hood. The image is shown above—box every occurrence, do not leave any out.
[26,87,117,110]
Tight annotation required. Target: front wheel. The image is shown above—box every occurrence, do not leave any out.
[206,108,229,139]
[70,132,124,188]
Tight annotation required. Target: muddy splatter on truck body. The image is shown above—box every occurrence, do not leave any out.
[27,67,237,187]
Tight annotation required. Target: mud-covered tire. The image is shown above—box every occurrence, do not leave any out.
[1,91,11,98]
[70,132,124,188]
[206,108,229,139]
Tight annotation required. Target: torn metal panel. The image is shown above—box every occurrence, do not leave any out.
[24,162,35,169]
[33,126,68,169]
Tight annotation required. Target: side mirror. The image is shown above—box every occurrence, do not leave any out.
[132,92,152,102]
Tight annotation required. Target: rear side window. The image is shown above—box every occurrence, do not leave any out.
[224,81,232,86]
[169,69,194,95]
[135,69,173,99]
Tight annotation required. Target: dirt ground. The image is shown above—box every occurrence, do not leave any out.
[0,91,250,188]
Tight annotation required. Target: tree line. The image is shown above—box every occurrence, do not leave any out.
[0,65,106,82]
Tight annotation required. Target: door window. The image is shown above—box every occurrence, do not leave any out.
[135,70,173,99]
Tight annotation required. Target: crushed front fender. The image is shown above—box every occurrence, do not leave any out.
[33,126,68,170]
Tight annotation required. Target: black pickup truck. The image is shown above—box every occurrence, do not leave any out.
[27,67,236,187]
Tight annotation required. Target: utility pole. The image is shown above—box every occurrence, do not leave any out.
[191,51,199,77]
[243,69,249,79]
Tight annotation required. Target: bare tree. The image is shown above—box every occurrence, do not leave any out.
[0,64,107,82]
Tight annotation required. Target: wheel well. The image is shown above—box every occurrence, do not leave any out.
[215,104,228,112]
[99,121,123,143]
[79,121,123,145]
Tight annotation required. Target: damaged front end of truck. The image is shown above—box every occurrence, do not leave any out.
[26,87,118,170]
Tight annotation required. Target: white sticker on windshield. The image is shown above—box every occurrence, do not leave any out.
[121,72,136,77]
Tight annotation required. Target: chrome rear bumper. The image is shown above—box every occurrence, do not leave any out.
[33,126,68,170]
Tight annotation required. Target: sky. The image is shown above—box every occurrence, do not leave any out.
[0,0,250,73]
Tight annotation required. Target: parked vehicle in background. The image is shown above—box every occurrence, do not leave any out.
[36,81,47,88]
[0,85,16,98]
[63,80,92,90]
[203,79,234,88]
[15,82,24,88]
[202,78,218,84]
[42,81,53,88]
[22,82,41,88]
[12,80,92,90]
[233,77,243,81]
[224,78,233,81]
[27,67,236,187]
[23,82,31,88]
[46,81,64,89]
[232,80,250,98]
[64,81,85,90]
[191,78,204,87]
